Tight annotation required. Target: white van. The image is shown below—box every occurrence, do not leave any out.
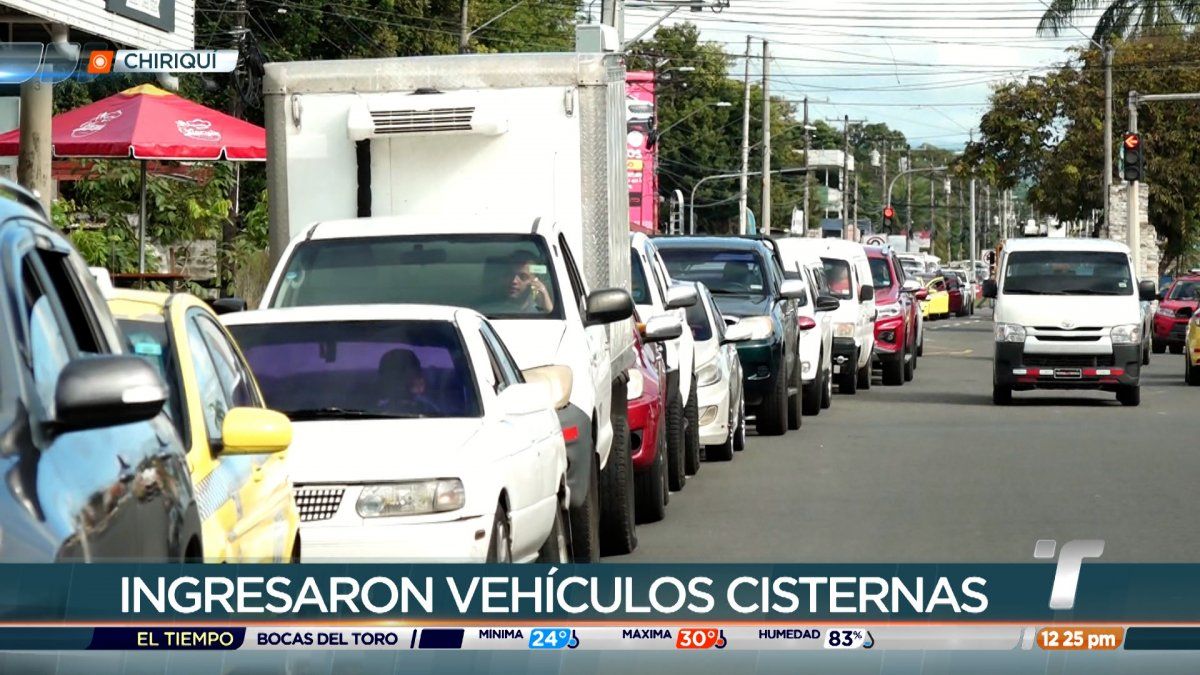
[774,237,839,413]
[773,238,875,394]
[983,238,1156,406]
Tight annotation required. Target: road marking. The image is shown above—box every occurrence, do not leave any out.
[923,348,974,356]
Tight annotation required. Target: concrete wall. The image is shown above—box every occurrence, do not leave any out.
[1108,182,1160,280]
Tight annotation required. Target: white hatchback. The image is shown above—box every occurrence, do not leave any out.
[684,283,751,460]
[223,304,570,563]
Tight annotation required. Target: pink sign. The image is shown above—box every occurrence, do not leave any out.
[627,71,657,235]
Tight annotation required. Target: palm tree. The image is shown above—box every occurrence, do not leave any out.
[1037,0,1200,42]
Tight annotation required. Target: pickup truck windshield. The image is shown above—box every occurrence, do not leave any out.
[869,258,893,288]
[228,320,481,419]
[1169,280,1199,300]
[658,249,768,300]
[271,235,563,320]
[1003,251,1133,296]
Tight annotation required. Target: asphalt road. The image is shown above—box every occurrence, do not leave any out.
[619,308,1199,563]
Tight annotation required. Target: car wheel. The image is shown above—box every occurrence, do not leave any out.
[1152,339,1166,354]
[903,343,915,382]
[634,431,667,524]
[916,333,924,357]
[705,421,735,462]
[1117,384,1141,407]
[537,501,571,563]
[821,365,833,408]
[599,398,637,556]
[733,397,747,451]
[683,377,701,476]
[665,385,686,492]
[1169,343,1184,355]
[787,359,803,430]
[486,504,512,563]
[857,357,872,390]
[802,364,823,416]
[839,350,858,394]
[992,384,1012,405]
[568,454,601,562]
[756,364,789,436]
[1142,339,1151,365]
[1186,357,1200,386]
[882,352,904,386]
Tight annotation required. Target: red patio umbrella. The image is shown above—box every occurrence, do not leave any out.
[0,83,266,273]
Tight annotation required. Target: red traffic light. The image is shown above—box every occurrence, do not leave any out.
[883,205,895,219]
[1124,133,1141,150]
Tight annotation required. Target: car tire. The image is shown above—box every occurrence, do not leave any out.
[756,365,789,436]
[634,432,667,524]
[537,501,571,563]
[916,333,925,357]
[486,504,512,563]
[857,358,872,390]
[821,365,833,408]
[882,353,904,386]
[1169,343,1184,355]
[992,384,1012,405]
[599,398,637,556]
[733,396,747,451]
[787,359,803,430]
[568,453,601,562]
[903,343,915,382]
[1116,384,1141,407]
[839,350,858,394]
[802,365,823,416]
[1186,357,1200,386]
[1152,339,1166,354]
[683,377,701,476]
[665,385,686,492]
[705,425,735,462]
[1142,340,1151,366]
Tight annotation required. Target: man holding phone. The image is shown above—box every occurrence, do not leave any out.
[501,251,555,314]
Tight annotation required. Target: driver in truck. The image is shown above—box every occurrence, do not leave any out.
[498,251,555,314]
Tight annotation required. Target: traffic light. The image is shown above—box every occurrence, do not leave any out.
[882,205,896,231]
[1123,133,1144,181]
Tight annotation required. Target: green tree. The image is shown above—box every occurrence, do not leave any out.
[1038,0,1200,42]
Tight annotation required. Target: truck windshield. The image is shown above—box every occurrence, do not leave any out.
[1003,251,1133,296]
[657,249,768,300]
[271,234,563,320]
[227,320,482,419]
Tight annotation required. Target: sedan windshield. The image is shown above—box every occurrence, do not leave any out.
[658,249,767,299]
[1003,251,1133,296]
[228,320,481,419]
[271,234,562,320]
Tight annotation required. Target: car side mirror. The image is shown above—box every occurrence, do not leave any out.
[815,294,840,312]
[858,284,875,302]
[664,284,698,310]
[641,314,683,343]
[497,382,553,416]
[583,288,634,326]
[779,279,808,300]
[722,322,754,344]
[211,297,248,315]
[982,280,998,299]
[797,316,817,331]
[1138,280,1157,302]
[54,355,167,431]
[220,407,293,454]
[901,279,921,293]
[520,365,573,410]
[915,289,929,301]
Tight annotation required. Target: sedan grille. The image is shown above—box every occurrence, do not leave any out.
[295,487,345,522]
[1023,354,1115,368]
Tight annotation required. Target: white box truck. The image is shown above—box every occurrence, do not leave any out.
[260,52,638,560]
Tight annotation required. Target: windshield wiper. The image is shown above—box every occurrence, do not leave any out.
[1004,288,1057,295]
[285,407,415,420]
[1059,289,1121,296]
[707,288,749,295]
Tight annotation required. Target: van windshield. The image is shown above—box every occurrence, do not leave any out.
[271,234,563,320]
[1003,251,1133,296]
[822,258,854,299]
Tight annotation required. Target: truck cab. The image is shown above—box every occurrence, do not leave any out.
[984,238,1156,406]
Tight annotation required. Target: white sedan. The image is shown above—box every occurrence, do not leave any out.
[684,283,751,461]
[223,304,570,563]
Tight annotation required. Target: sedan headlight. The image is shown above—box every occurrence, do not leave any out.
[356,480,465,517]
[877,304,903,319]
[697,359,721,386]
[1110,323,1142,345]
[738,315,776,340]
[627,368,644,400]
[834,322,856,338]
[994,323,1027,343]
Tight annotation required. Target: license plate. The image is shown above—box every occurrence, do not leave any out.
[1054,368,1082,379]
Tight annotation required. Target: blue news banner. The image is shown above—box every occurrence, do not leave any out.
[0,563,1199,651]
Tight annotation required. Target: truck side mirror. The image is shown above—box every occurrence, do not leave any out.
[858,285,874,302]
[584,288,634,326]
[1138,280,1157,302]
[982,280,998,299]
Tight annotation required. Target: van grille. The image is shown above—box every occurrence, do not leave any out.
[369,107,474,134]
[1023,354,1114,368]
[295,487,345,522]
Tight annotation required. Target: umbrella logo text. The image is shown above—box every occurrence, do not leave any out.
[71,111,123,138]
[176,119,222,142]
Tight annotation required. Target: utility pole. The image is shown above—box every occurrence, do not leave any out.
[969,178,977,280]
[459,0,471,52]
[222,0,248,292]
[824,115,865,238]
[802,96,811,235]
[929,167,935,252]
[851,173,859,240]
[880,148,888,232]
[957,180,964,260]
[17,23,66,213]
[1102,44,1113,236]
[729,40,759,234]
[905,151,913,241]
[601,0,623,43]
[761,40,771,235]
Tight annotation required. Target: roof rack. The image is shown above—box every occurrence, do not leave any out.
[0,178,49,219]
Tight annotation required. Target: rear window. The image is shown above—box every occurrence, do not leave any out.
[229,320,481,419]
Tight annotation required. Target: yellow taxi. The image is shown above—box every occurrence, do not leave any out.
[107,290,300,562]
[1186,308,1200,386]
[921,276,950,320]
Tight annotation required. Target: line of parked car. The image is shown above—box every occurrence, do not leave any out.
[0,179,934,564]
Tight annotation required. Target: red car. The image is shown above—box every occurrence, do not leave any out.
[628,315,675,524]
[867,246,923,386]
[1153,274,1200,354]
[943,270,966,317]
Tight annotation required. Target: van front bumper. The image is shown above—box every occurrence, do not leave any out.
[993,342,1141,390]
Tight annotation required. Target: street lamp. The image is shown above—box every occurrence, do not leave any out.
[654,101,731,140]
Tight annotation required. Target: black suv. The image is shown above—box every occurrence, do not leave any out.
[654,237,807,436]
[0,181,200,561]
